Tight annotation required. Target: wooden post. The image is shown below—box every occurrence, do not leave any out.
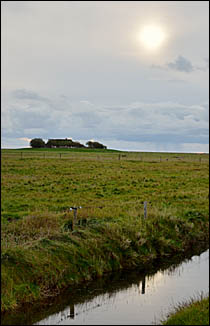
[59,153,61,159]
[44,153,45,159]
[144,201,147,219]
[119,154,121,160]
[199,157,201,163]
[73,208,77,226]
[21,152,23,159]
[160,156,161,162]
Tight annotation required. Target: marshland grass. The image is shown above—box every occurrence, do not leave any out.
[1,149,209,313]
[162,295,209,325]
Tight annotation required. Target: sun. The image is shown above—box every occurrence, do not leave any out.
[139,25,166,50]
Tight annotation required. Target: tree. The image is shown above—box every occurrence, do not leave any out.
[30,138,46,148]
[71,141,85,148]
[86,141,107,149]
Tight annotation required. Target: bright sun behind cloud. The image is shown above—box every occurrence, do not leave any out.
[139,25,166,50]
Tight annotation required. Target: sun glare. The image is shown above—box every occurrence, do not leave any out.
[140,25,166,50]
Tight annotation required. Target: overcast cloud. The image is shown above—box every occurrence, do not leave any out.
[1,1,209,152]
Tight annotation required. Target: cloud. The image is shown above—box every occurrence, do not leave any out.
[19,137,31,142]
[196,57,209,71]
[152,56,209,73]
[2,89,209,152]
[1,2,209,153]
[11,89,49,102]
[167,55,194,73]
[100,139,209,153]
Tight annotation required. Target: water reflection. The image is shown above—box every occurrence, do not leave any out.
[140,276,145,294]
[69,304,75,319]
[1,249,209,325]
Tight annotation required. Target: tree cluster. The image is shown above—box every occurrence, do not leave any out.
[86,141,107,149]
[30,138,107,149]
[29,138,46,148]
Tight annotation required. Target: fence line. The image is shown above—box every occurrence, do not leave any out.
[67,200,149,230]
[67,199,147,211]
[1,152,208,163]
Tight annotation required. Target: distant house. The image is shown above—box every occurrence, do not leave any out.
[46,138,85,148]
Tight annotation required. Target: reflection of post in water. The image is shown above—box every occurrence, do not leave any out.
[141,276,146,294]
[70,303,75,319]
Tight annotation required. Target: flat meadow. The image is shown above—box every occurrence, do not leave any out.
[1,149,209,222]
[1,149,209,312]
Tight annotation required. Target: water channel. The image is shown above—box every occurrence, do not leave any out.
[2,249,209,325]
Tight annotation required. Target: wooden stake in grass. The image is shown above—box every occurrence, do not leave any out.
[144,201,147,219]
[69,207,77,230]
[73,209,77,228]
[70,206,82,230]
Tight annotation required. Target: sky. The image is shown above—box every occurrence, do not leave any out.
[1,1,209,152]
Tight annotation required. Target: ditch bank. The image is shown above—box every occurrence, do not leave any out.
[162,296,209,325]
[1,210,209,314]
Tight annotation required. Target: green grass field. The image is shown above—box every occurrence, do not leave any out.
[1,149,209,222]
[1,149,209,312]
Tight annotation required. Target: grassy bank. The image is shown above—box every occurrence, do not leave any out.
[1,151,209,313]
[162,296,209,325]
[1,210,209,313]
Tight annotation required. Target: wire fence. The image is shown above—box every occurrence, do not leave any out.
[1,151,209,163]
[65,199,149,230]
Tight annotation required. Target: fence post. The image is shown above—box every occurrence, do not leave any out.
[59,153,61,159]
[21,152,23,159]
[119,154,121,160]
[73,208,77,227]
[144,201,147,219]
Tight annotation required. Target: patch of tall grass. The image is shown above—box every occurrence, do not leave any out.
[161,294,209,325]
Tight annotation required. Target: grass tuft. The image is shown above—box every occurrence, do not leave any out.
[161,294,209,325]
